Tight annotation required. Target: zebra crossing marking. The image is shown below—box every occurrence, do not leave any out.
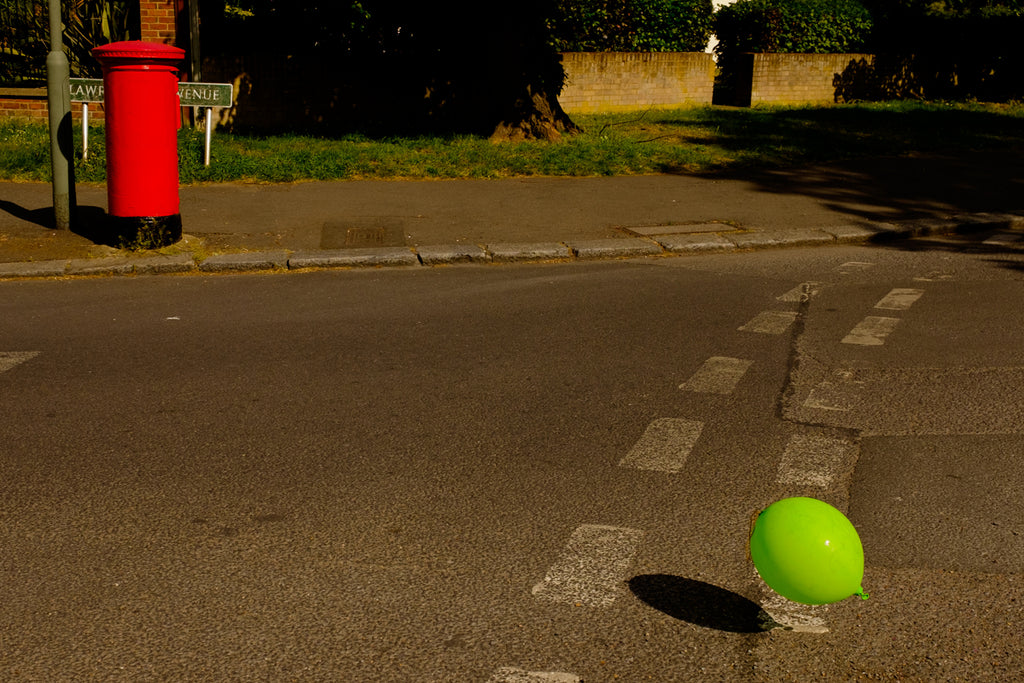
[739,311,798,335]
[488,668,580,683]
[776,282,821,303]
[776,434,857,488]
[532,525,644,607]
[680,356,752,395]
[619,418,704,473]
[874,288,924,311]
[842,316,900,346]
[0,351,40,375]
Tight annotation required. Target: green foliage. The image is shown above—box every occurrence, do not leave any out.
[0,0,136,85]
[5,102,1024,183]
[549,0,714,52]
[713,0,874,55]
[871,0,1024,18]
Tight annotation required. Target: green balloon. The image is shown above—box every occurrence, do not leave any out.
[750,497,868,605]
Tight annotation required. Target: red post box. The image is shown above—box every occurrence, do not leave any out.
[92,41,185,249]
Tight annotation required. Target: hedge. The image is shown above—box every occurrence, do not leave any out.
[549,0,714,52]
[713,0,874,55]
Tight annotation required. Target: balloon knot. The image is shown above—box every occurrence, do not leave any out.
[857,589,869,601]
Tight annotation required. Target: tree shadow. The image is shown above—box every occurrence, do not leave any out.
[710,151,1024,226]
[629,574,779,633]
[681,107,1023,221]
[648,107,1024,265]
[884,234,1024,271]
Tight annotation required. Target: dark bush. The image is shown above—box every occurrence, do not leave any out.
[549,0,714,52]
[864,0,1024,101]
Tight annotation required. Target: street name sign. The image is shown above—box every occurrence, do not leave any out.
[69,78,233,107]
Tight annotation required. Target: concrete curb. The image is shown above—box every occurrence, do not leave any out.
[198,250,289,273]
[1,212,1022,280]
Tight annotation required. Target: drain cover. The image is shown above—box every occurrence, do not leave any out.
[321,222,407,249]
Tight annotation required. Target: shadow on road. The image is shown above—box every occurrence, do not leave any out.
[629,574,778,633]
[705,150,1024,228]
[0,200,121,247]
[693,147,1024,269]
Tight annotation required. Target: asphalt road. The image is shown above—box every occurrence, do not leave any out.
[1,239,1022,681]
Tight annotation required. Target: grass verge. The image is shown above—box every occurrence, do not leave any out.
[2,101,1023,184]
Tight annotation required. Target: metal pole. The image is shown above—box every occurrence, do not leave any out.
[82,102,89,160]
[188,0,201,128]
[204,108,212,166]
[189,0,201,83]
[45,0,75,230]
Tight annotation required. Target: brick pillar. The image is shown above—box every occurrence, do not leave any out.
[139,0,179,44]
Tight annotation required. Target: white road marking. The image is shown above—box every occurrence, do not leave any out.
[803,368,864,412]
[874,288,924,311]
[913,272,954,282]
[983,232,1024,246]
[680,356,753,394]
[837,261,873,273]
[0,351,40,375]
[739,310,798,335]
[776,434,857,487]
[532,524,643,607]
[841,316,900,346]
[489,668,580,683]
[777,282,821,303]
[759,591,829,634]
[619,418,704,473]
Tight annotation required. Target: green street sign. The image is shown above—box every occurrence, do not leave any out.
[68,78,232,108]
[69,78,104,103]
[178,82,233,108]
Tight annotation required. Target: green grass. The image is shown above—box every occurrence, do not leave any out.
[3,101,1024,184]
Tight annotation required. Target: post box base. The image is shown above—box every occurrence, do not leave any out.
[109,214,182,250]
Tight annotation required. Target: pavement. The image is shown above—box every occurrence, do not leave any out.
[2,147,1024,278]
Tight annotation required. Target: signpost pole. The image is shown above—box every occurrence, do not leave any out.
[46,0,75,230]
[204,108,212,166]
[68,79,231,168]
[82,102,89,160]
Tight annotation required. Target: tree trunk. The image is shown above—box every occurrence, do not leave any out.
[490,85,580,142]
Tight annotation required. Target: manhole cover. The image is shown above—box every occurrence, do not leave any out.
[321,222,407,249]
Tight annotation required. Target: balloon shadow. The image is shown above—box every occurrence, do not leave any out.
[629,574,779,633]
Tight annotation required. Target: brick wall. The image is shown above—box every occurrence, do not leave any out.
[139,0,179,44]
[0,89,105,123]
[0,1,176,121]
[745,53,875,105]
[558,52,715,113]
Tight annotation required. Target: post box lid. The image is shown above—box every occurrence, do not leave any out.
[92,41,185,64]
